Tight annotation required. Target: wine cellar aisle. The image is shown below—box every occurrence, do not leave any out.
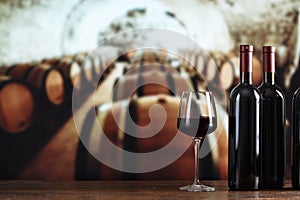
[0,0,299,181]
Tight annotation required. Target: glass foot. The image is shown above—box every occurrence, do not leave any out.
[179,183,215,192]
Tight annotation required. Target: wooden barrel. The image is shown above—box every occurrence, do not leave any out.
[7,64,66,108]
[42,56,82,99]
[55,57,81,91]
[74,94,228,180]
[0,66,12,75]
[0,75,36,133]
[28,64,65,106]
[0,63,40,77]
[72,53,95,90]
[113,69,194,101]
[219,53,240,91]
[8,63,35,79]
[252,54,263,86]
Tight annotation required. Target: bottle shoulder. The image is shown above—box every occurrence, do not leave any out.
[230,83,260,100]
[258,83,285,100]
[294,88,300,101]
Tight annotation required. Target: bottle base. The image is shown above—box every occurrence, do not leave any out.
[228,184,259,191]
[292,184,300,189]
[229,187,259,191]
[260,184,284,189]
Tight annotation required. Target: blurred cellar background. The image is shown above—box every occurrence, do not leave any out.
[0,0,299,180]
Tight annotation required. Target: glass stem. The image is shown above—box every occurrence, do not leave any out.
[193,138,202,185]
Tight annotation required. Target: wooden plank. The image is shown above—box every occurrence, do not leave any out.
[0,180,298,199]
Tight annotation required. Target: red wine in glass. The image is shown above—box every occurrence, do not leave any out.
[177,116,217,138]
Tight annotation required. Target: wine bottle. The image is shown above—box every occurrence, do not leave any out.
[292,87,300,188]
[258,46,285,189]
[228,45,261,190]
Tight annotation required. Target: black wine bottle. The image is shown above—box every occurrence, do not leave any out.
[292,87,300,188]
[258,46,285,189]
[228,45,261,190]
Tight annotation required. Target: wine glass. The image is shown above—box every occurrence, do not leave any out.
[177,91,217,192]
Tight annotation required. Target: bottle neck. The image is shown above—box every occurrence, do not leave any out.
[240,48,253,85]
[241,72,252,84]
[263,72,275,85]
[262,46,276,84]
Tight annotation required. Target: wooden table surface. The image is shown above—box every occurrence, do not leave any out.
[0,180,299,199]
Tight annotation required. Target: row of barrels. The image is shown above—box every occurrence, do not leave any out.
[125,48,264,88]
[14,49,228,180]
[179,50,263,90]
[124,48,261,90]
[122,50,224,105]
[0,51,115,134]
